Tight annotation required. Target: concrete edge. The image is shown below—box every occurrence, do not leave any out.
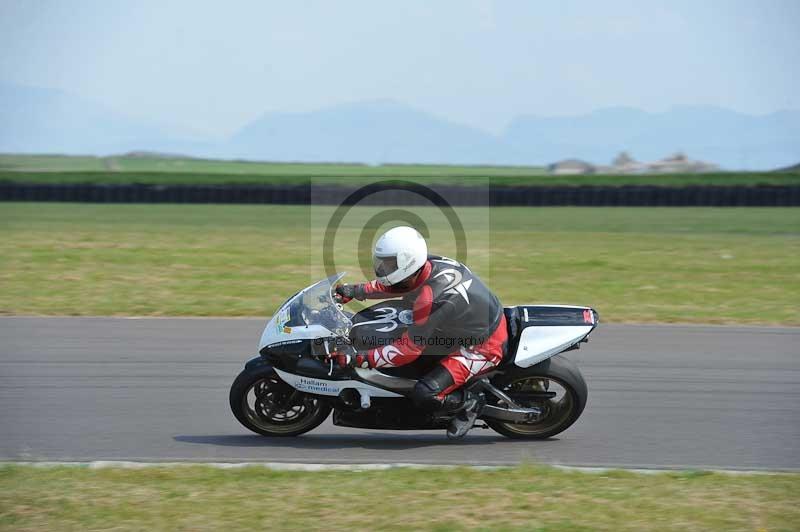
[1,461,794,475]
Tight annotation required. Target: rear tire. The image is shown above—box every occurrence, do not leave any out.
[229,365,331,437]
[486,354,587,440]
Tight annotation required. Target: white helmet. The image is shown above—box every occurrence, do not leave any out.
[373,226,428,286]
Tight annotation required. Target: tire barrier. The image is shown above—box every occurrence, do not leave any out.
[0,182,798,206]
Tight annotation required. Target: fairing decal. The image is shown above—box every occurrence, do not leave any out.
[274,368,404,398]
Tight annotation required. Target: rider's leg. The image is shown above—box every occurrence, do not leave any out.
[411,316,508,437]
[410,348,501,411]
[441,347,502,438]
[412,351,498,437]
[411,315,508,410]
[411,364,463,410]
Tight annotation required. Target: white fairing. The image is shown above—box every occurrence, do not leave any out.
[274,368,403,398]
[513,325,593,368]
[258,273,350,352]
[259,322,333,352]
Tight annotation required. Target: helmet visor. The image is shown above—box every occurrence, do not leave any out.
[373,255,399,280]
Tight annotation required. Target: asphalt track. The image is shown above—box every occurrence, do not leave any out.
[1,318,798,470]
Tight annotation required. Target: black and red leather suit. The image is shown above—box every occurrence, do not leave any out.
[353,255,507,409]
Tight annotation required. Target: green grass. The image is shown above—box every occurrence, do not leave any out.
[1,203,798,324]
[0,154,110,172]
[0,153,548,181]
[2,169,799,187]
[1,464,797,531]
[1,154,799,186]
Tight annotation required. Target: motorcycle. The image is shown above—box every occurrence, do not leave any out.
[230,273,598,439]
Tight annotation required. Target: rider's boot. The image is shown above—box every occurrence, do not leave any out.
[443,390,485,440]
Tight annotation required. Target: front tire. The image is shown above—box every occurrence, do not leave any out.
[486,354,587,440]
[229,365,331,437]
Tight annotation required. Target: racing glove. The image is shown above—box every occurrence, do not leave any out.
[332,351,371,369]
[334,283,366,303]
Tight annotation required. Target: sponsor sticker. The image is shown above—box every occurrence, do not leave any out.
[398,309,414,325]
[275,307,291,333]
[295,377,340,395]
[268,339,303,348]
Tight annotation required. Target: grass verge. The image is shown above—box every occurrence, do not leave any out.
[1,464,798,531]
[1,204,798,324]
[2,170,800,188]
[2,154,799,186]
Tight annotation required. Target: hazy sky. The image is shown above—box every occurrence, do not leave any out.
[1,0,798,137]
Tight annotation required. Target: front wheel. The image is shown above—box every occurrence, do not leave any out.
[229,365,331,437]
[486,354,587,440]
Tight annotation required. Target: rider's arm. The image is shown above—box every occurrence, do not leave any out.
[359,279,409,299]
[335,280,407,302]
[341,260,432,301]
[367,285,455,368]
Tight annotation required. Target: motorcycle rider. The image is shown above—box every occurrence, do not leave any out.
[334,226,508,439]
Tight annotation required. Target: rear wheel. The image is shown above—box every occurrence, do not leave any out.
[486,355,587,440]
[229,366,331,437]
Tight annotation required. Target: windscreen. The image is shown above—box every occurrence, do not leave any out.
[261,273,352,351]
[296,273,352,337]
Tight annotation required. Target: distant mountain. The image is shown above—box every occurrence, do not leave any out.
[504,106,800,170]
[0,82,156,154]
[776,162,800,172]
[226,100,528,165]
[1,81,798,170]
[0,82,213,157]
